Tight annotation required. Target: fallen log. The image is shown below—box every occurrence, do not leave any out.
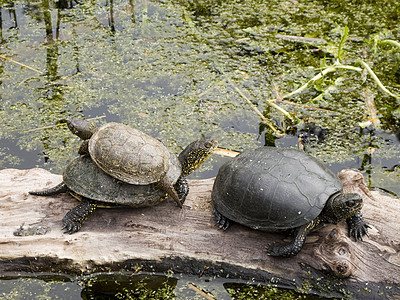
[0,168,399,299]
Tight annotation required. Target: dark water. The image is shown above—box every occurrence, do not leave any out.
[0,272,330,299]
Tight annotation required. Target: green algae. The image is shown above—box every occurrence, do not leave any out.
[0,1,399,184]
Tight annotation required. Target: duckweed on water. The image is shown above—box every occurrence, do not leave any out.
[0,0,399,194]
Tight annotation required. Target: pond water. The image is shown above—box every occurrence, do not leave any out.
[0,0,399,195]
[0,272,330,299]
[0,0,399,298]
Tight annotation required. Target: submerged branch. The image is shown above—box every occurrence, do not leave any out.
[221,71,283,136]
[269,82,297,123]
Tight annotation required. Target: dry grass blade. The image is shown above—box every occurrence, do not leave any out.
[214,147,240,157]
[23,116,106,133]
[275,34,327,44]
[359,89,381,128]
[129,266,142,276]
[0,54,43,74]
[188,283,215,300]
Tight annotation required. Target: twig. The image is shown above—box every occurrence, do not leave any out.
[129,266,142,276]
[221,71,283,136]
[0,54,43,74]
[23,116,106,133]
[269,81,296,122]
[188,283,215,300]
[276,99,338,113]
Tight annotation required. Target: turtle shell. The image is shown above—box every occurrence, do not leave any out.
[63,155,181,207]
[88,123,174,185]
[212,147,342,231]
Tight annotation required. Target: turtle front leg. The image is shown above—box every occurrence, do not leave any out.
[346,212,370,241]
[174,177,189,205]
[267,219,318,257]
[78,140,90,155]
[62,198,97,234]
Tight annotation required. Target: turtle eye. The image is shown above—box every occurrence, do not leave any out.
[205,142,213,149]
[346,200,356,207]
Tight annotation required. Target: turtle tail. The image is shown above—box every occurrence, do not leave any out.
[29,182,68,196]
[157,179,183,208]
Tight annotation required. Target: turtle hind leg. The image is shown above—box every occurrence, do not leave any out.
[212,208,231,230]
[267,237,305,257]
[267,219,319,257]
[62,198,97,234]
[29,182,68,196]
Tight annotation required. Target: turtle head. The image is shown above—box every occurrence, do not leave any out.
[322,192,363,224]
[67,118,98,140]
[178,137,218,177]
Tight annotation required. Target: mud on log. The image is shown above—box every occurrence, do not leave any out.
[0,168,399,299]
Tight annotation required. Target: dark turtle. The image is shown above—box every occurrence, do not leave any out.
[67,118,214,208]
[30,138,217,233]
[211,147,369,257]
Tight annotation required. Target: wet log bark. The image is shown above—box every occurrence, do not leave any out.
[0,168,399,299]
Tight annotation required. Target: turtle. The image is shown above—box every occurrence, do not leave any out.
[211,147,369,257]
[67,118,212,208]
[29,137,217,233]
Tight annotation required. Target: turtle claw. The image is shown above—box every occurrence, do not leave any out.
[266,243,282,257]
[62,219,82,234]
[349,223,370,241]
[174,177,189,206]
[212,209,230,230]
[347,212,370,241]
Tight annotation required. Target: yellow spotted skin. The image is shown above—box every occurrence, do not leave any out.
[178,138,218,177]
[62,197,98,234]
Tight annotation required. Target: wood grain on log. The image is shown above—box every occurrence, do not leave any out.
[0,168,399,298]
